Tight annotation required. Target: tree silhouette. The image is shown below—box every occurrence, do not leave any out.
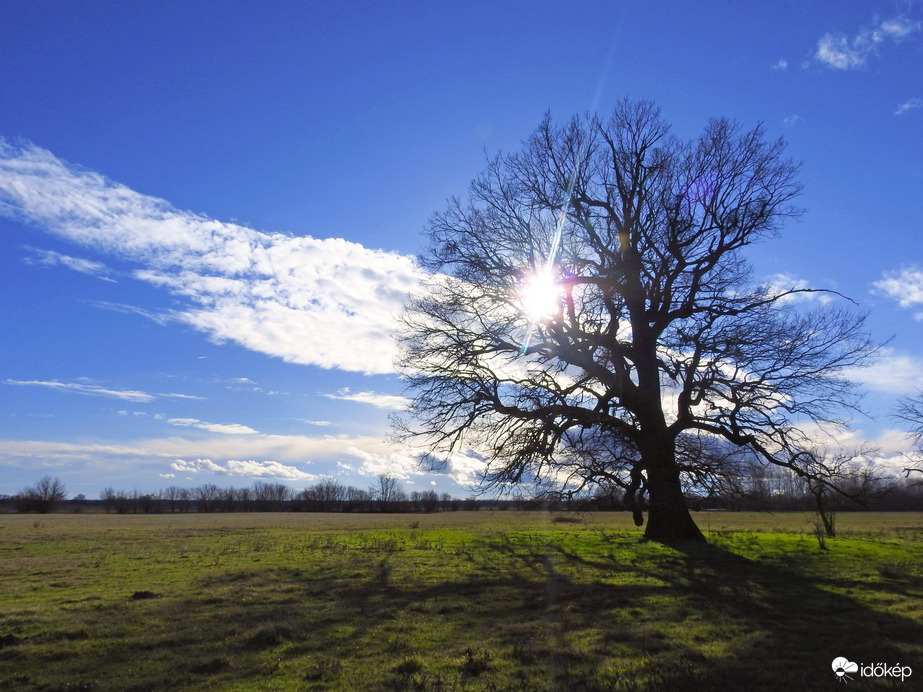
[395,99,875,542]
[18,476,67,513]
[895,392,923,485]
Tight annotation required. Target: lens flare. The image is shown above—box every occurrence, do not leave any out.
[519,271,562,322]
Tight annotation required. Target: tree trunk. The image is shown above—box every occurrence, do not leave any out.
[640,437,706,543]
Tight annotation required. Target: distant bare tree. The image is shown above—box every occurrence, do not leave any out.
[895,392,923,485]
[178,487,192,513]
[162,486,182,513]
[18,476,67,513]
[314,477,347,503]
[374,474,406,504]
[296,477,346,511]
[411,489,441,512]
[251,481,290,511]
[193,483,220,512]
[235,485,253,510]
[792,446,892,537]
[345,486,374,510]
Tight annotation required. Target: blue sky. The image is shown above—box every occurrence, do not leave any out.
[1,1,921,499]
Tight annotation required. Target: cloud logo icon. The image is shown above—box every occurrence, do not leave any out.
[832,657,859,682]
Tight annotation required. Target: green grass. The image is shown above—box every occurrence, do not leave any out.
[1,511,921,690]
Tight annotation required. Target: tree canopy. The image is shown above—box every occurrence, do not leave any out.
[395,99,876,541]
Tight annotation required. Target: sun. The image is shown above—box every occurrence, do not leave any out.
[519,270,562,322]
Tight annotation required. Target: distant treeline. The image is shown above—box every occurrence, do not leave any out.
[94,479,480,514]
[3,469,922,514]
[0,476,476,515]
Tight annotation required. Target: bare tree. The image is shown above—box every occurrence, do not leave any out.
[192,483,220,512]
[252,481,290,511]
[395,99,875,542]
[345,485,374,510]
[895,392,923,485]
[18,476,67,513]
[162,486,182,513]
[297,477,346,511]
[313,477,347,503]
[373,474,406,504]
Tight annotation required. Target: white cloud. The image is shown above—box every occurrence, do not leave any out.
[91,301,175,325]
[895,98,923,116]
[0,140,423,375]
[166,418,259,435]
[23,246,116,282]
[345,446,418,480]
[0,428,485,487]
[226,459,315,480]
[171,458,224,474]
[771,59,788,71]
[814,33,868,70]
[764,273,833,304]
[846,349,923,395]
[346,444,484,485]
[170,457,315,481]
[811,15,921,70]
[0,431,415,476]
[782,114,803,127]
[159,392,207,401]
[438,449,491,487]
[323,387,412,410]
[4,379,156,402]
[2,378,203,403]
[879,17,921,39]
[873,265,923,313]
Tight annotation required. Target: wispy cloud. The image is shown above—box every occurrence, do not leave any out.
[90,301,174,325]
[0,140,422,374]
[5,379,150,402]
[810,15,921,70]
[323,387,411,410]
[771,59,788,71]
[873,265,923,316]
[2,378,203,402]
[0,433,377,465]
[165,417,259,435]
[23,246,116,282]
[895,97,922,115]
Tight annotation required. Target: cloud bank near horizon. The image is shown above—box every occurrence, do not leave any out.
[0,140,421,375]
[0,431,483,488]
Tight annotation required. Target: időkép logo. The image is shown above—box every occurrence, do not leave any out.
[832,657,912,683]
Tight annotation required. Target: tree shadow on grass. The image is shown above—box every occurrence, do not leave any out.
[539,536,923,690]
[10,535,920,691]
[286,534,923,690]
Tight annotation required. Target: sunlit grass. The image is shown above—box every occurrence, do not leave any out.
[1,511,921,690]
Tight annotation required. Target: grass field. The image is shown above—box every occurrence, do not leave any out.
[1,511,921,691]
